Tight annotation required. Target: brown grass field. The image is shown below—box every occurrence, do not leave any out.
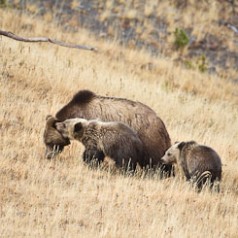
[1,8,238,238]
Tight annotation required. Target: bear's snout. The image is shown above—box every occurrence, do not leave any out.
[55,122,65,132]
[161,156,167,163]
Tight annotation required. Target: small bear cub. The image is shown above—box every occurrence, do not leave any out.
[56,118,144,172]
[161,141,222,191]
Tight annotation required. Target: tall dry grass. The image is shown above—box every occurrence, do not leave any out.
[1,9,238,238]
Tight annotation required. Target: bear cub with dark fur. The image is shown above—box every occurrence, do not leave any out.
[161,141,222,191]
[56,118,144,172]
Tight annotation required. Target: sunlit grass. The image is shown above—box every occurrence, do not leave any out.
[1,8,238,237]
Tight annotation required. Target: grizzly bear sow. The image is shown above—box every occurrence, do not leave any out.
[43,90,171,174]
[56,118,144,172]
[161,141,222,191]
[43,115,70,158]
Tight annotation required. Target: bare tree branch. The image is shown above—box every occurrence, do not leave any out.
[0,29,97,51]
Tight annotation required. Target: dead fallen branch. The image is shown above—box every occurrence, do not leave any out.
[0,29,97,51]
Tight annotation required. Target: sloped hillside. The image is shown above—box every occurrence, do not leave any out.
[0,8,238,238]
[5,0,238,81]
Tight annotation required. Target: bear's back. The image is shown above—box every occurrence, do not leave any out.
[184,145,222,180]
[54,90,171,170]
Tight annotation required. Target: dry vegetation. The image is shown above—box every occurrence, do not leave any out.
[9,0,238,80]
[1,8,238,238]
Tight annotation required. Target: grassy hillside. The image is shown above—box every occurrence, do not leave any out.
[1,9,238,237]
[4,0,238,79]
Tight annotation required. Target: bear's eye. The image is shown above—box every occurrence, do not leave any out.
[167,152,171,156]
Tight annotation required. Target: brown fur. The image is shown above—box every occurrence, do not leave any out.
[43,115,70,159]
[56,118,144,172]
[43,90,171,173]
[161,141,222,191]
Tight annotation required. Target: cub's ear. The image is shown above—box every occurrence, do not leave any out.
[178,142,186,150]
[74,122,83,133]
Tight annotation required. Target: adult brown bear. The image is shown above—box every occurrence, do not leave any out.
[43,90,172,175]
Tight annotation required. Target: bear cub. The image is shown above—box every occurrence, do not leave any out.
[161,141,222,191]
[56,118,144,172]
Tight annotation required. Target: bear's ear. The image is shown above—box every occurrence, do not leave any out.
[74,122,83,133]
[46,115,59,128]
[46,115,52,121]
[177,142,186,150]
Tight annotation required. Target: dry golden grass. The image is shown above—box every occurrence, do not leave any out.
[1,9,238,238]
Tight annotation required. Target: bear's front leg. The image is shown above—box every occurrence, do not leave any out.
[82,147,105,166]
